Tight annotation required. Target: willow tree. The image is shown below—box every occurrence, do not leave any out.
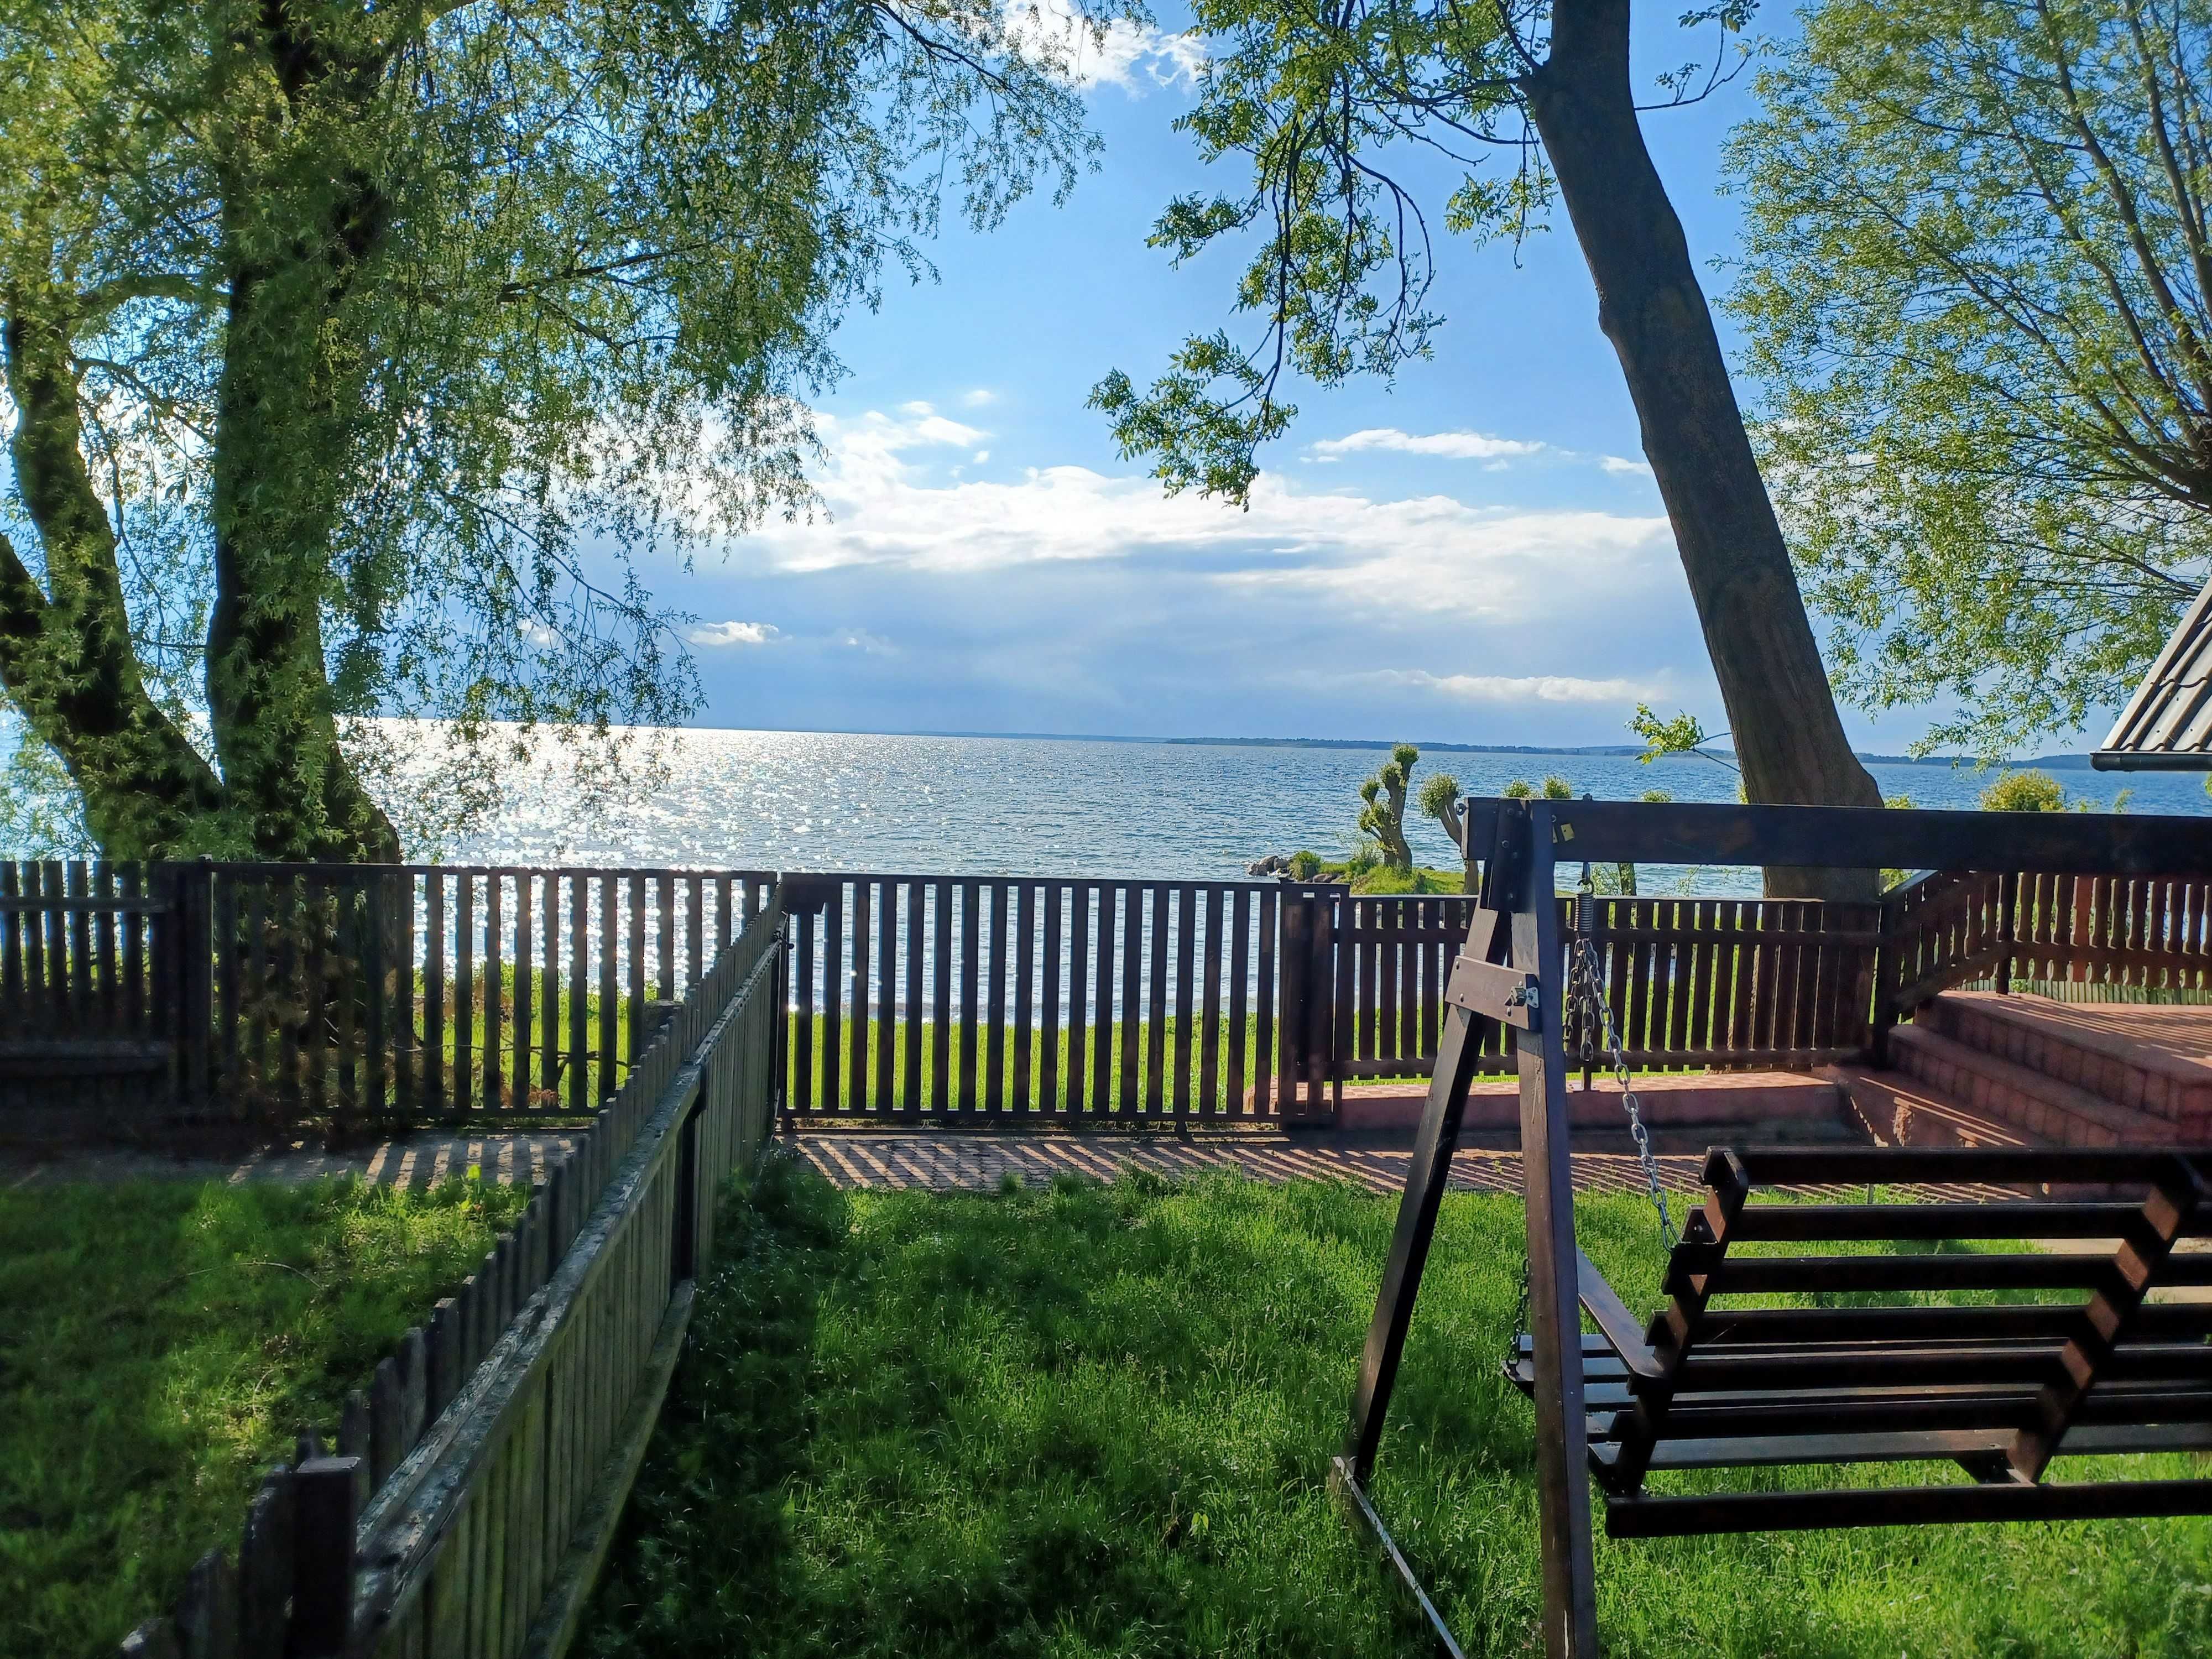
[1092,0,1884,898]
[1728,0,2212,758]
[0,0,1121,860]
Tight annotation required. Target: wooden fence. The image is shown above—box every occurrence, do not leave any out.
[1875,868,2212,1055]
[0,860,776,1131]
[776,877,1893,1120]
[17,857,2212,1138]
[778,874,1339,1123]
[117,884,787,1659]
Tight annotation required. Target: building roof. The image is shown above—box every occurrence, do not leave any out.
[2095,574,2212,770]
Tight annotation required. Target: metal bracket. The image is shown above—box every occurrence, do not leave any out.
[1444,953,1542,1031]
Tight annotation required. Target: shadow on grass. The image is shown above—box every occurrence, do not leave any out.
[0,1176,524,1659]
[581,1164,2212,1659]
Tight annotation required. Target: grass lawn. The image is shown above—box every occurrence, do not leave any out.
[0,1175,529,1659]
[585,1159,2212,1658]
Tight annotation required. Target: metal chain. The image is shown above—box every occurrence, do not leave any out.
[1509,885,1676,1360]
[1572,908,1677,1248]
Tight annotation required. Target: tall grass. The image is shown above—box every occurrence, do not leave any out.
[585,1161,2212,1658]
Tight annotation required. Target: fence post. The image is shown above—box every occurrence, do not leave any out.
[1870,887,1902,1068]
[288,1454,361,1658]
[1313,886,1339,1119]
[1278,894,1308,1117]
[1993,872,2016,995]
[178,859,213,1115]
[772,900,791,1126]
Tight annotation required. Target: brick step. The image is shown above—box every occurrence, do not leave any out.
[1825,1065,2048,1151]
[1326,1072,1851,1135]
[1890,1025,2178,1148]
[1921,992,2212,1134]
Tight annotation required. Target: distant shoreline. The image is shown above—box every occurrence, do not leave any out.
[667,722,2085,768]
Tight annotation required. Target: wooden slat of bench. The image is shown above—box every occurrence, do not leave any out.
[1604,1478,2212,1538]
[1662,1384,2212,1439]
[1686,1302,2212,1346]
[1610,1420,2212,1471]
[1713,1146,2212,1189]
[1674,1341,2212,1393]
[1692,1253,2189,1296]
[1522,1365,2212,1432]
[1720,1201,2164,1243]
[1520,1350,2212,1402]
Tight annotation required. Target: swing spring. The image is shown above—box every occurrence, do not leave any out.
[1573,896,1677,1247]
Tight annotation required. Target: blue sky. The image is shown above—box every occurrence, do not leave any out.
[645,6,2021,754]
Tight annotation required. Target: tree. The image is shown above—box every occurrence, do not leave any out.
[1630,703,1740,774]
[1357,742,1422,871]
[1728,0,2212,758]
[1980,770,2072,813]
[0,0,1124,859]
[1089,0,1885,899]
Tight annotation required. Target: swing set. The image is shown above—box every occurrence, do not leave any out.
[1337,795,2212,1659]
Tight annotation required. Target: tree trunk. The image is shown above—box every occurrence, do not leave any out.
[0,293,228,857]
[204,103,400,865]
[1525,1,1882,900]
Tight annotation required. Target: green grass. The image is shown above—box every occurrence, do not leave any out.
[585,1161,2212,1658]
[0,1176,529,1659]
[784,1011,1702,1112]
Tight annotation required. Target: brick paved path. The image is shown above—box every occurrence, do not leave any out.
[6,1128,2009,1206]
[785,1132,1712,1197]
[3,1131,578,1190]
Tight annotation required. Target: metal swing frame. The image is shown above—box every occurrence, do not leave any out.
[1334,795,2212,1659]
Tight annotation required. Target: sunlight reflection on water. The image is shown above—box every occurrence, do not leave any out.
[450,728,2208,897]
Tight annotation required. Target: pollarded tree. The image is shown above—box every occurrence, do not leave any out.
[1357,742,1422,871]
[0,0,1128,859]
[1728,0,2212,758]
[1090,1,1886,899]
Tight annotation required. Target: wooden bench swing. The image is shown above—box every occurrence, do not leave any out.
[1334,797,2212,1659]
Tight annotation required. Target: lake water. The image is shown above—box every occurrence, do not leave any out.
[456,729,2212,896]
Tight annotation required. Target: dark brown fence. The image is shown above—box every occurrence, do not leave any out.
[1875,869,2212,1050]
[0,860,776,1131]
[779,877,1892,1120]
[20,857,2212,1139]
[1316,891,1882,1092]
[779,875,1341,1123]
[1,862,182,1126]
[117,885,787,1659]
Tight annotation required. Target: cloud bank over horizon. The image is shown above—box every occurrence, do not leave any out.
[646,397,1706,743]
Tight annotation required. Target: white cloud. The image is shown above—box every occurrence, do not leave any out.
[972,450,990,463]
[517,618,560,648]
[1311,427,1550,462]
[1601,455,1654,477]
[728,406,1675,624]
[686,620,781,648]
[961,389,998,409]
[1006,0,1208,92]
[1351,668,1663,705]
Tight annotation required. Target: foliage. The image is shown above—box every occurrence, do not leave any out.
[1631,702,1739,772]
[1727,0,2212,757]
[1503,774,1573,800]
[0,1173,527,1659]
[1415,770,1462,825]
[1088,3,1755,500]
[1355,742,1421,872]
[1287,849,1323,880]
[1980,769,2073,813]
[587,1160,2212,1657]
[0,0,1130,857]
